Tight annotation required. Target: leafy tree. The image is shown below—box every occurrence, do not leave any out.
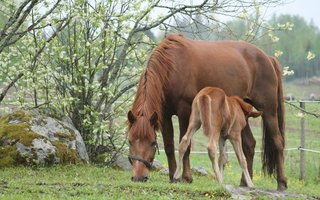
[0,0,286,162]
[0,0,68,103]
[264,15,320,79]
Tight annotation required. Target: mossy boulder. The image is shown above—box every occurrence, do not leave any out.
[0,109,89,167]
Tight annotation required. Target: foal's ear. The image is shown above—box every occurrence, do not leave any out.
[236,97,261,118]
[128,111,136,124]
[236,97,252,114]
[149,112,158,127]
[249,111,263,118]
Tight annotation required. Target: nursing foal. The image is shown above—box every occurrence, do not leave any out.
[173,87,262,187]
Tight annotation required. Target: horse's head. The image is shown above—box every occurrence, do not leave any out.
[127,110,159,182]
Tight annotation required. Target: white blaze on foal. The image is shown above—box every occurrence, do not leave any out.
[173,87,262,187]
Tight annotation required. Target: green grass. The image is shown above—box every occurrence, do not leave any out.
[283,81,319,100]
[0,164,319,199]
[155,150,320,198]
[0,165,230,200]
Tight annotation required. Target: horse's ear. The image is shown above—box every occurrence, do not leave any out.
[149,112,158,127]
[128,111,136,124]
[249,111,263,118]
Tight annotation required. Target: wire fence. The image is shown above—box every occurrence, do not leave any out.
[158,147,320,155]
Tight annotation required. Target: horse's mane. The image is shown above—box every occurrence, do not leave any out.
[130,34,185,135]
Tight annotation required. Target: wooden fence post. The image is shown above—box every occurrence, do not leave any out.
[299,101,305,180]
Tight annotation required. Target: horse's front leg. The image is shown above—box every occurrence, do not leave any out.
[161,115,176,182]
[177,104,193,183]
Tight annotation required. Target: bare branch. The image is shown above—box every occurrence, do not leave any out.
[30,17,72,66]
[136,0,210,33]
[0,0,39,53]
[0,0,33,38]
[0,73,24,103]
[0,0,63,53]
[14,0,62,36]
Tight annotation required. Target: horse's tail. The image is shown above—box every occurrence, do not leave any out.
[262,56,285,175]
[272,57,285,140]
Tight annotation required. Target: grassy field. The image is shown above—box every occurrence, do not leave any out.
[0,81,319,199]
[0,165,319,200]
[1,103,319,199]
[0,165,230,200]
[0,162,319,200]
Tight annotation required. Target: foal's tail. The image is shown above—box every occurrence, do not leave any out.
[197,95,212,137]
[262,56,285,175]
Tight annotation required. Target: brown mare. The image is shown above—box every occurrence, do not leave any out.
[173,87,262,187]
[127,34,287,190]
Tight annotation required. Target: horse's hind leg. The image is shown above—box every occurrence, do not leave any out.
[262,111,287,191]
[230,133,254,188]
[240,123,256,187]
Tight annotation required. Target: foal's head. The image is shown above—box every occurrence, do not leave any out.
[127,111,159,182]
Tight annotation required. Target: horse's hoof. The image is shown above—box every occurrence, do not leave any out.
[277,183,287,191]
[182,176,193,183]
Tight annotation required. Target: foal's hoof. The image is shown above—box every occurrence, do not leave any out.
[171,178,181,183]
[239,179,247,187]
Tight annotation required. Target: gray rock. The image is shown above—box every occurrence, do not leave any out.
[29,109,89,163]
[151,159,163,170]
[113,153,132,171]
[160,168,169,175]
[0,109,89,167]
[32,139,58,164]
[113,154,163,171]
[224,184,310,200]
[191,166,209,176]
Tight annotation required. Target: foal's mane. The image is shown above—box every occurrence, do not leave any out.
[130,34,185,135]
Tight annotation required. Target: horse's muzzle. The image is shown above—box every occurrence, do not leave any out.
[131,176,149,182]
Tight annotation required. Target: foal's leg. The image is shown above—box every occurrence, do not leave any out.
[173,118,200,181]
[207,131,223,184]
[218,137,227,179]
[230,132,254,188]
[240,123,256,187]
